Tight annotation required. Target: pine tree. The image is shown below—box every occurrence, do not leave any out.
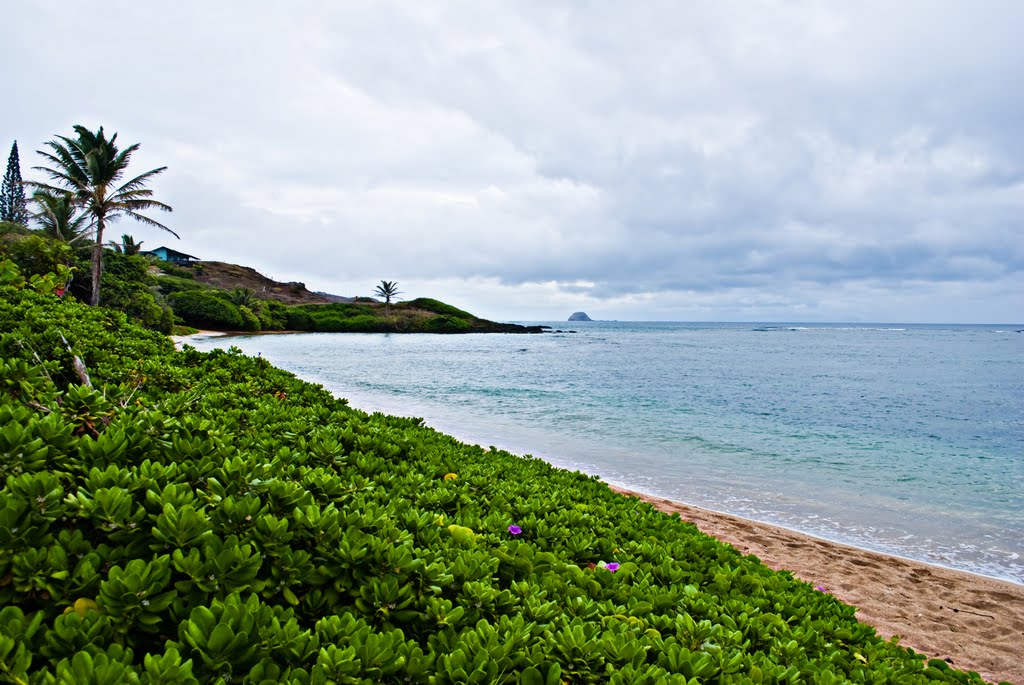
[1,141,30,225]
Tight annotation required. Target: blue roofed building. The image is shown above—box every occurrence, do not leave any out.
[141,246,199,266]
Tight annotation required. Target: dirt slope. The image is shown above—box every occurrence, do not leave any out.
[191,261,333,305]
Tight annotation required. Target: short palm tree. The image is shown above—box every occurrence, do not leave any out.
[229,288,256,307]
[109,234,144,255]
[31,189,91,245]
[373,280,402,315]
[30,125,175,306]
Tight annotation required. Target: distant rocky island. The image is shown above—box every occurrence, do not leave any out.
[568,311,593,321]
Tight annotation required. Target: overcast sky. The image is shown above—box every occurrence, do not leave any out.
[3,2,1022,322]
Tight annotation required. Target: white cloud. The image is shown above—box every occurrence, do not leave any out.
[2,1,1021,322]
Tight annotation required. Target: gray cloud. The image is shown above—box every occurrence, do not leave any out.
[2,1,1021,322]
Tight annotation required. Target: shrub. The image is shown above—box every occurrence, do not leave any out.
[298,312,389,332]
[404,297,475,319]
[154,274,207,297]
[93,253,174,333]
[328,314,387,332]
[103,251,151,284]
[286,304,388,333]
[0,220,32,237]
[168,289,245,330]
[103,282,171,332]
[238,304,261,331]
[152,259,196,279]
[259,300,290,331]
[420,314,473,333]
[0,234,75,281]
[284,307,314,331]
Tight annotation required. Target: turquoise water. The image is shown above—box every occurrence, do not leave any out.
[189,322,1024,583]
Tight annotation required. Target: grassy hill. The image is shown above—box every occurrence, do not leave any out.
[160,260,544,334]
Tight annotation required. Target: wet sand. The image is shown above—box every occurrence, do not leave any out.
[169,329,225,349]
[611,487,1023,684]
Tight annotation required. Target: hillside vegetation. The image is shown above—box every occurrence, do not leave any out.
[167,260,545,333]
[188,262,333,306]
[0,258,994,684]
[0,227,543,335]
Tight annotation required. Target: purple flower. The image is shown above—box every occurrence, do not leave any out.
[816,585,827,593]
[508,525,522,535]
[605,562,620,572]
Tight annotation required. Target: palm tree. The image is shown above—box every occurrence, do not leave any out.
[31,189,91,244]
[30,125,174,306]
[229,288,256,307]
[373,280,402,316]
[108,234,144,255]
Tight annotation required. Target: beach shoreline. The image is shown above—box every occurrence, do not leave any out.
[611,486,1023,684]
[169,329,225,348]
[169,327,224,344]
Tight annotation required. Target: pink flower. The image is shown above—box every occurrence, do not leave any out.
[55,288,66,297]
[508,525,522,535]
[605,562,620,572]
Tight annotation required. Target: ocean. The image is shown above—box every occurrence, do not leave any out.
[187,322,1024,584]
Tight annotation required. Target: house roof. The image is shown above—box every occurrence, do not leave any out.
[143,246,199,260]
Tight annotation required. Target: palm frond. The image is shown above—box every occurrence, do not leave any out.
[116,167,168,194]
[110,196,174,214]
[32,156,82,189]
[23,179,69,194]
[120,209,180,238]
[30,189,92,244]
[35,138,89,189]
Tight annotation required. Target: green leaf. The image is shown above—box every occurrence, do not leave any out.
[545,662,562,685]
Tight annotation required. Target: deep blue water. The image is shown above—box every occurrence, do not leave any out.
[189,322,1024,583]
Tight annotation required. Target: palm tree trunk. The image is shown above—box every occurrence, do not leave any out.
[90,219,104,306]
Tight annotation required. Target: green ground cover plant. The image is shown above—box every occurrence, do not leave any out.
[0,259,998,684]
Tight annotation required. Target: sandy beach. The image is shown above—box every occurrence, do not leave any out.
[169,329,225,349]
[612,487,1023,684]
